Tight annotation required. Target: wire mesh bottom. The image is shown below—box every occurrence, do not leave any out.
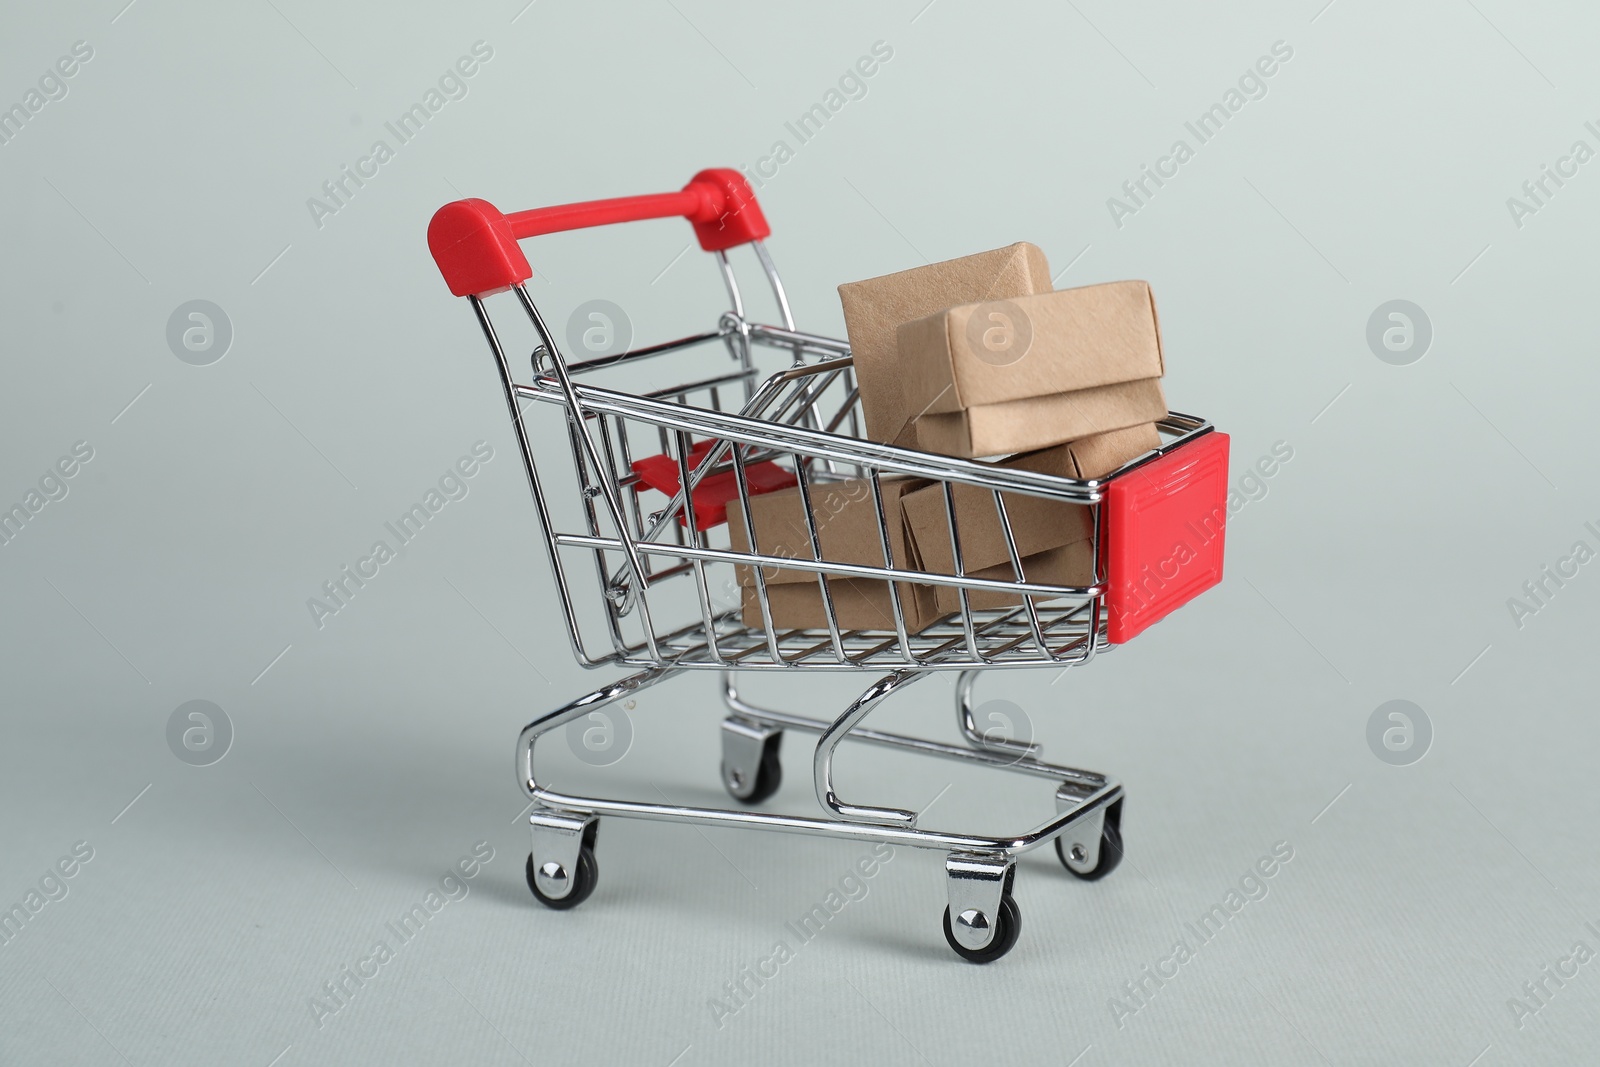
[610,600,1107,671]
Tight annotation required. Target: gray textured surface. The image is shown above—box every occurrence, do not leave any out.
[3,1,1599,1064]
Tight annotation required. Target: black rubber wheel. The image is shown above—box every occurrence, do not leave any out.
[722,733,783,804]
[526,847,598,910]
[1057,800,1124,882]
[942,894,1022,963]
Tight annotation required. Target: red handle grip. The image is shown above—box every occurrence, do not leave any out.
[428,168,769,298]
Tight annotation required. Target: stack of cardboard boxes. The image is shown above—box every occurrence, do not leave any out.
[729,243,1169,633]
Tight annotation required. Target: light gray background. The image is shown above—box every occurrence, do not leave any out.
[3,0,1598,1064]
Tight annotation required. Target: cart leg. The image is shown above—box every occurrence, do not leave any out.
[518,666,677,803]
[813,669,929,825]
[953,669,1041,760]
[526,808,600,910]
[943,852,1021,963]
[720,716,783,804]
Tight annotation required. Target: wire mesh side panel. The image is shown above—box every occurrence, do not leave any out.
[463,252,1210,673]
[523,357,1125,673]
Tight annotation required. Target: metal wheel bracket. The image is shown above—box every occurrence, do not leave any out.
[720,716,780,794]
[945,852,1015,952]
[1055,782,1107,875]
[529,808,597,902]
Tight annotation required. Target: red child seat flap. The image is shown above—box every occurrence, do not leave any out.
[631,441,797,529]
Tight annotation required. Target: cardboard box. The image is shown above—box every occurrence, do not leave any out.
[726,476,923,585]
[726,476,943,633]
[913,378,1167,458]
[935,542,1095,614]
[740,579,943,634]
[897,281,1165,417]
[900,280,1167,459]
[837,243,1052,450]
[901,424,1161,614]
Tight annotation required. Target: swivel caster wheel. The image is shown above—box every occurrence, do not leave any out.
[1057,798,1124,882]
[526,847,598,910]
[720,718,782,804]
[526,810,599,910]
[943,852,1021,963]
[942,894,1022,963]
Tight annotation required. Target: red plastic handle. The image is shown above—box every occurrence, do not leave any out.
[428,168,769,298]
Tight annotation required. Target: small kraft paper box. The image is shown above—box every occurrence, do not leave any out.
[837,243,1053,450]
[901,424,1161,614]
[900,280,1169,458]
[726,476,942,633]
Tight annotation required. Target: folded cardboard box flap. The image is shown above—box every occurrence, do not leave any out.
[913,378,1167,459]
[897,280,1165,418]
[837,242,1052,449]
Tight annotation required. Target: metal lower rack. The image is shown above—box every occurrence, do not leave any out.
[616,600,1103,672]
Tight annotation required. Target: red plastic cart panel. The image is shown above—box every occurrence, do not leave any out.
[631,441,797,529]
[1103,431,1230,644]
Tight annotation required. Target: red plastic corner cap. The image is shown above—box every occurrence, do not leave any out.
[428,198,533,298]
[686,168,769,252]
[1103,431,1230,644]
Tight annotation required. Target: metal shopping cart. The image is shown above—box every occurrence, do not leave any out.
[427,169,1231,961]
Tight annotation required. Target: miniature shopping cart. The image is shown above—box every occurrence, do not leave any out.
[427,170,1230,962]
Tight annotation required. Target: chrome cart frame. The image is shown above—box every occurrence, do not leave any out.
[427,171,1227,961]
